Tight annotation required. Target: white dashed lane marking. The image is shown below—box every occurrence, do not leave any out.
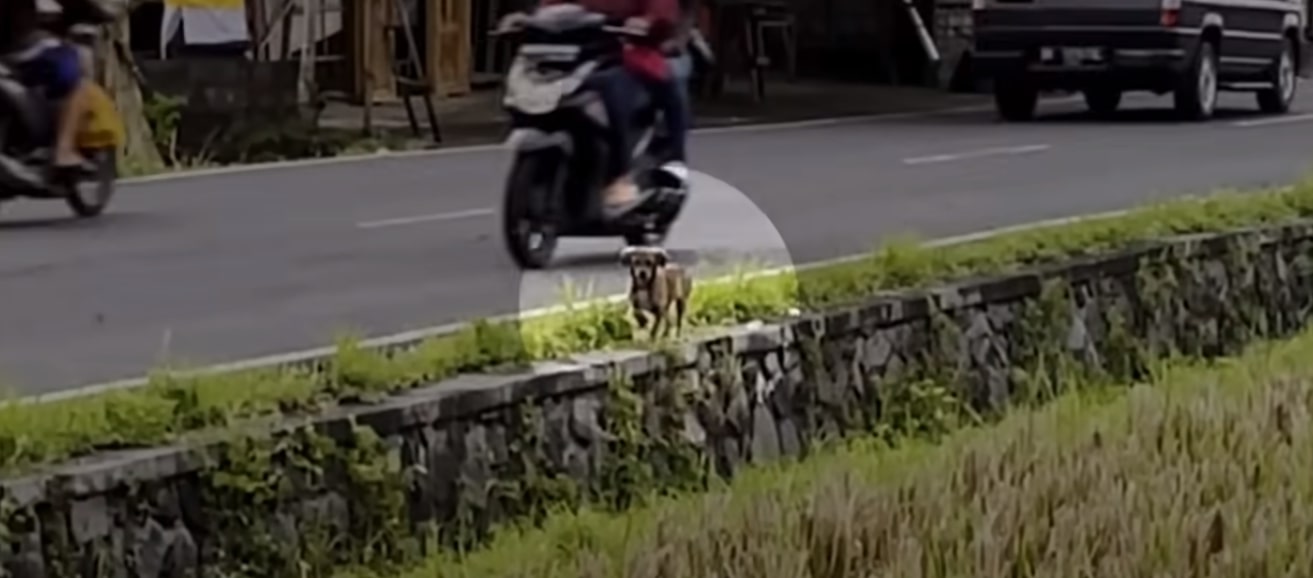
[902,144,1052,166]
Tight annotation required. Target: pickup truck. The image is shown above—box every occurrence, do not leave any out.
[971,0,1311,120]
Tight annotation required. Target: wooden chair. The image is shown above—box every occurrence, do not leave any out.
[705,0,797,102]
[744,2,796,100]
[749,2,797,80]
[385,0,443,142]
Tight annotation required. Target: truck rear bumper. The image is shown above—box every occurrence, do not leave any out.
[975,46,1190,90]
[973,9,1197,91]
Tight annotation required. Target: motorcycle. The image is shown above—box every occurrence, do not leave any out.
[496,4,693,270]
[0,26,122,219]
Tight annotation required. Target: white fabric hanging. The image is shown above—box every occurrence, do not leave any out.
[181,6,249,45]
[160,4,183,56]
[160,0,250,55]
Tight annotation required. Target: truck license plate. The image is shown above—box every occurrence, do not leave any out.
[1041,46,1103,63]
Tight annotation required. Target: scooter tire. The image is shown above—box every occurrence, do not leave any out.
[501,153,559,270]
[66,148,116,218]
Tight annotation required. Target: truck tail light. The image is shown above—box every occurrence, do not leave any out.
[1161,0,1181,26]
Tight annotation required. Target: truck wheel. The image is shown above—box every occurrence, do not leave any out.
[994,79,1039,121]
[1257,38,1297,114]
[1174,40,1219,121]
[1083,88,1122,117]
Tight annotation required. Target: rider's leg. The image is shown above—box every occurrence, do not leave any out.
[653,52,692,165]
[586,68,642,209]
[43,42,91,172]
[52,83,92,167]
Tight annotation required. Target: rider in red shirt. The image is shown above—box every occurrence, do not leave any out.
[536,0,681,218]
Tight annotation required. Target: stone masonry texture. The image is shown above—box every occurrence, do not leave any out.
[4,222,1313,576]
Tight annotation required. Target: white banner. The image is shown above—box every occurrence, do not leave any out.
[161,2,250,51]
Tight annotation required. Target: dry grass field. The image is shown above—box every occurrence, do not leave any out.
[365,327,1313,578]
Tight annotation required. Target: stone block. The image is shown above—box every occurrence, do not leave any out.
[69,495,110,545]
[748,407,782,463]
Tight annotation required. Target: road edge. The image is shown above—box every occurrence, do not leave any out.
[118,96,1083,187]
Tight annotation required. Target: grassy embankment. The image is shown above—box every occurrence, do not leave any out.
[355,312,1313,578]
[3,182,1313,473]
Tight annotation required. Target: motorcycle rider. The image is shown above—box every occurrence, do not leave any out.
[0,0,112,186]
[534,0,681,219]
[624,0,695,186]
[655,0,701,181]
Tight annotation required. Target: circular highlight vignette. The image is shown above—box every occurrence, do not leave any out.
[509,168,801,348]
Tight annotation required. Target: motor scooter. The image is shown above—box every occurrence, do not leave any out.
[0,25,123,219]
[496,4,691,270]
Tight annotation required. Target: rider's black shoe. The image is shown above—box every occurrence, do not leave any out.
[655,161,690,191]
[49,162,91,190]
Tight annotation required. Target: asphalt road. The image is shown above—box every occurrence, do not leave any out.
[5,91,1313,394]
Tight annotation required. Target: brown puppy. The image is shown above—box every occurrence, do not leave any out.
[620,246,692,340]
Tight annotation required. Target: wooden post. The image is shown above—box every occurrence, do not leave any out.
[297,0,318,103]
[427,0,471,97]
[362,60,374,134]
[280,0,294,58]
[104,6,166,170]
[352,0,398,102]
[248,0,268,59]
[425,0,440,96]
[346,0,360,96]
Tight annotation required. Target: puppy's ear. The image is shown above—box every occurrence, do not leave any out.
[654,248,670,267]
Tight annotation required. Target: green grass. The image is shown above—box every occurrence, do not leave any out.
[348,319,1313,578]
[5,181,1313,473]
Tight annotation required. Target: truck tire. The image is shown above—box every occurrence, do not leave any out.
[994,78,1039,122]
[1174,40,1219,121]
[1257,37,1297,114]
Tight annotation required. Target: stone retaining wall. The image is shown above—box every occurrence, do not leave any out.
[138,59,304,161]
[4,222,1313,576]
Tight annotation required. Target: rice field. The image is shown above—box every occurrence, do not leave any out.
[363,326,1313,578]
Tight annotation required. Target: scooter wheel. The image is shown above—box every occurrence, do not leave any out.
[501,154,560,270]
[66,148,117,219]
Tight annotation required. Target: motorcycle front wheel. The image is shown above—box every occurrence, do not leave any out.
[501,152,560,270]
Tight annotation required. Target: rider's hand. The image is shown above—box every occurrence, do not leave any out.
[497,12,527,32]
[623,17,651,34]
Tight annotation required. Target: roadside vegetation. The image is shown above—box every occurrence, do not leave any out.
[118,93,427,178]
[5,181,1313,472]
[352,324,1313,578]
